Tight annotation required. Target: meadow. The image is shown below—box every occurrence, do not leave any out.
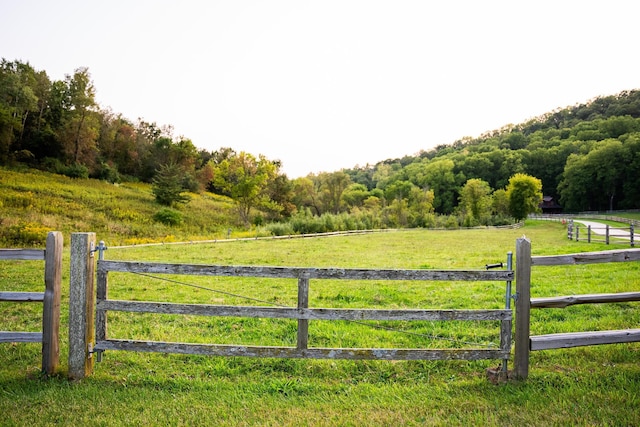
[1,221,639,426]
[0,168,240,247]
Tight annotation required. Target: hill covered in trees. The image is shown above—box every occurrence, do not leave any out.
[345,90,640,213]
[1,58,639,228]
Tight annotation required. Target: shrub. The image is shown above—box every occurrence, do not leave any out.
[60,163,89,179]
[93,162,121,184]
[153,208,183,226]
[1,222,51,246]
[266,222,294,236]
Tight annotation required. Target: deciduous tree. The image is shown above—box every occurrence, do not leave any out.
[210,152,279,225]
[506,173,542,220]
[459,178,492,225]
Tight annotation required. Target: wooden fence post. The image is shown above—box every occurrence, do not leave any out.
[514,237,532,380]
[68,233,96,380]
[42,231,63,375]
[297,277,310,350]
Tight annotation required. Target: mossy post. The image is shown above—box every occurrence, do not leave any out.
[68,232,96,380]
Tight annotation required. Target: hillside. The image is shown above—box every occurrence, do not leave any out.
[344,90,640,212]
[2,58,639,222]
[0,167,239,247]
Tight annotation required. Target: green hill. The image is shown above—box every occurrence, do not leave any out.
[0,167,241,247]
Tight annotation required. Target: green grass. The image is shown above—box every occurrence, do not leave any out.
[0,167,239,246]
[2,221,639,425]
[613,212,640,221]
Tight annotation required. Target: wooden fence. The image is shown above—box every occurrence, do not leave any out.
[567,220,636,246]
[67,234,514,379]
[513,238,640,379]
[0,231,63,374]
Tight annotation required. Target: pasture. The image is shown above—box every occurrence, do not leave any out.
[1,221,639,425]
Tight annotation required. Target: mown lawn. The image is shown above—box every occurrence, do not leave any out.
[1,222,639,426]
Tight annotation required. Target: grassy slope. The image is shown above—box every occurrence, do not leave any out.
[0,167,239,247]
[2,214,639,425]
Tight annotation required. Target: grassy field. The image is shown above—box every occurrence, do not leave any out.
[2,221,639,426]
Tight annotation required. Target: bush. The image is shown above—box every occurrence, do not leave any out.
[266,222,295,236]
[0,222,51,246]
[153,208,183,226]
[60,163,89,179]
[93,162,121,184]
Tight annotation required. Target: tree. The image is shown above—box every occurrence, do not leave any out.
[506,173,542,221]
[421,159,458,214]
[291,176,322,215]
[152,163,190,206]
[62,67,98,165]
[265,172,296,220]
[458,178,493,225]
[407,187,435,227]
[491,188,510,217]
[210,152,278,225]
[317,171,351,214]
[341,183,370,210]
[558,139,628,211]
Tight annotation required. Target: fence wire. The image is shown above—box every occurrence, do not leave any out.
[128,271,499,349]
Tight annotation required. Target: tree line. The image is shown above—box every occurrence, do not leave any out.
[1,58,639,229]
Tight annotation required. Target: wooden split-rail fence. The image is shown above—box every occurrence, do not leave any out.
[3,232,639,381]
[0,231,63,374]
[513,238,640,379]
[567,220,636,246]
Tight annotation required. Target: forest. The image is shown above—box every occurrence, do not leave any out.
[1,58,639,229]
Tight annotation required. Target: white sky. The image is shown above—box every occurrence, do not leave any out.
[2,1,639,178]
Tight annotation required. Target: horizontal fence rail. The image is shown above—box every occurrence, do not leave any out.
[88,259,513,374]
[514,240,640,379]
[98,260,514,281]
[0,232,63,374]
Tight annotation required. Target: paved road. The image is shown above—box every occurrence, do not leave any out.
[571,220,639,240]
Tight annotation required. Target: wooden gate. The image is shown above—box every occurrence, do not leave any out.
[67,233,514,379]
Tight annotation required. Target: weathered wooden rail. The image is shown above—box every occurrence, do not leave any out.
[513,240,640,379]
[68,233,514,379]
[0,231,63,374]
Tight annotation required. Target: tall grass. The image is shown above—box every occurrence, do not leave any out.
[0,168,237,246]
[2,222,639,425]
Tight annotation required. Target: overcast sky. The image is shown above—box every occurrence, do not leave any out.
[2,1,639,177]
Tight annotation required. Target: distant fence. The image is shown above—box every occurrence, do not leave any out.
[513,239,640,379]
[0,231,63,374]
[531,213,640,228]
[530,215,637,247]
[67,233,514,380]
[567,220,635,246]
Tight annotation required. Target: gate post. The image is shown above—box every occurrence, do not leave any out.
[68,233,96,380]
[514,237,531,380]
[42,231,63,375]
